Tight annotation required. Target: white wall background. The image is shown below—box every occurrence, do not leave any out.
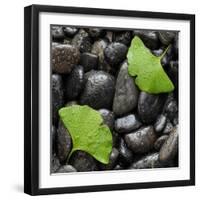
[0,0,199,199]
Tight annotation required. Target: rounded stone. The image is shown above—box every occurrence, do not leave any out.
[159,126,178,164]
[129,153,163,169]
[52,26,65,42]
[133,30,160,50]
[69,151,98,172]
[138,92,164,124]
[80,70,115,109]
[72,29,92,53]
[51,155,61,173]
[154,114,167,133]
[86,28,106,38]
[113,61,139,116]
[124,126,157,153]
[114,114,142,134]
[63,26,78,37]
[57,121,72,164]
[158,31,176,46]
[80,52,98,72]
[99,109,115,130]
[104,42,128,66]
[154,135,169,151]
[113,31,132,46]
[64,65,84,100]
[52,44,80,74]
[163,119,174,134]
[55,165,77,173]
[118,138,134,166]
[52,74,64,125]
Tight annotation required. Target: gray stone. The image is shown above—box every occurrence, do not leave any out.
[113,61,138,116]
[69,151,98,172]
[154,135,169,151]
[56,165,77,173]
[114,114,141,134]
[124,126,157,153]
[65,65,84,100]
[159,126,178,163]
[57,121,72,163]
[99,109,115,130]
[154,114,167,132]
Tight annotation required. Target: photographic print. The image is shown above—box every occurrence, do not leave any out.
[51,27,179,173]
[24,5,195,195]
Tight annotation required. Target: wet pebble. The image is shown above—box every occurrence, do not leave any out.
[129,153,162,169]
[52,44,80,74]
[159,126,178,164]
[99,148,119,170]
[164,98,178,121]
[133,30,160,50]
[163,119,174,134]
[51,155,61,173]
[80,52,98,72]
[113,61,138,116]
[138,92,164,124]
[154,114,167,132]
[57,121,72,164]
[104,42,128,66]
[99,109,114,130]
[69,151,98,172]
[114,114,141,134]
[65,65,84,100]
[158,31,176,46]
[80,71,115,109]
[86,28,106,38]
[124,126,157,153]
[52,74,64,125]
[52,26,65,42]
[154,135,169,151]
[72,29,92,53]
[113,31,132,46]
[118,138,134,166]
[63,26,78,37]
[56,165,77,173]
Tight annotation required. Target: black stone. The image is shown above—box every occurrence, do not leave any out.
[133,30,160,50]
[138,92,164,124]
[80,52,98,72]
[159,126,178,164]
[113,61,138,116]
[65,65,84,100]
[114,114,142,134]
[56,165,77,173]
[57,121,72,164]
[124,126,157,154]
[69,151,98,172]
[118,138,134,166]
[158,31,176,46]
[52,74,64,125]
[113,31,132,46]
[129,153,163,169]
[86,28,106,38]
[154,135,169,151]
[154,114,167,132]
[104,42,128,66]
[51,155,61,173]
[63,26,78,37]
[72,29,92,53]
[52,26,65,42]
[80,71,115,109]
[99,109,115,130]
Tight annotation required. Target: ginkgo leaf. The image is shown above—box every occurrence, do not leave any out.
[59,105,113,164]
[127,36,174,94]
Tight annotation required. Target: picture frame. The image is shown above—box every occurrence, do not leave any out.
[24,4,195,195]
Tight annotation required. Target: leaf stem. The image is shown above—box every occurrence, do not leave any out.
[160,44,171,59]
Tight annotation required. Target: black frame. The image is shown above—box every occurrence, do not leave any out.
[24,4,195,195]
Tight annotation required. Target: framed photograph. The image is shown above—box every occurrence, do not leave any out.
[24,4,195,195]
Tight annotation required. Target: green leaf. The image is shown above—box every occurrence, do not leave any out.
[59,105,113,164]
[127,36,174,94]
